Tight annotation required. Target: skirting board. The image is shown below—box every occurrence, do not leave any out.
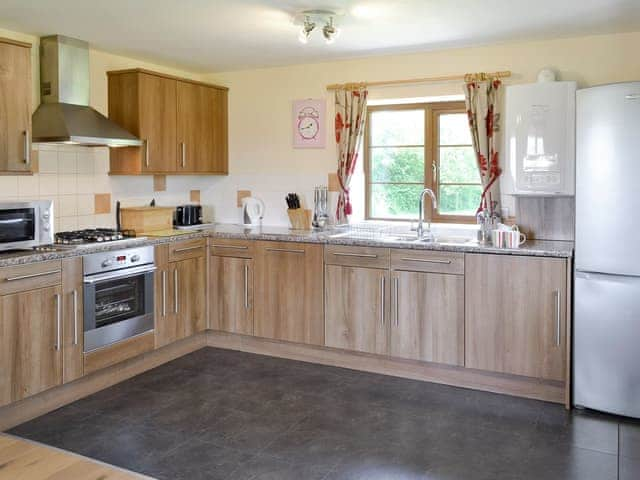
[206,331,566,405]
[0,333,206,432]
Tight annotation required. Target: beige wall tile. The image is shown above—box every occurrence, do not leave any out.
[17,175,39,198]
[39,174,59,196]
[94,193,111,214]
[0,176,19,198]
[77,194,95,215]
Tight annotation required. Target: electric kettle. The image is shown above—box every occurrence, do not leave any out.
[241,197,265,226]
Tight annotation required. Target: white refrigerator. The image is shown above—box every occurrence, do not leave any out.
[574,81,640,418]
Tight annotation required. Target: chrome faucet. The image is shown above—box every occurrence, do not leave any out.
[417,188,437,240]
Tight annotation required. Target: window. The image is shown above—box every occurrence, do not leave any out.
[364,102,481,223]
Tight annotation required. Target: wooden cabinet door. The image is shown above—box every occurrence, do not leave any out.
[465,254,567,381]
[210,255,253,335]
[254,242,324,345]
[0,286,63,407]
[62,257,83,383]
[211,88,228,174]
[176,255,207,337]
[390,271,464,366]
[177,81,212,173]
[0,40,31,172]
[154,245,177,348]
[138,73,177,173]
[325,265,389,355]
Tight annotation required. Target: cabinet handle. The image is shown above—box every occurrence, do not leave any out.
[173,245,202,253]
[555,289,561,346]
[5,269,61,282]
[266,247,305,254]
[72,289,79,346]
[244,263,249,310]
[394,276,399,327]
[23,130,31,165]
[162,270,167,317]
[181,142,186,168]
[145,139,150,168]
[332,252,378,258]
[400,257,451,265]
[55,293,61,351]
[380,275,385,326]
[174,269,179,314]
[212,244,248,250]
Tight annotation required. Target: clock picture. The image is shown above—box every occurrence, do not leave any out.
[293,99,326,148]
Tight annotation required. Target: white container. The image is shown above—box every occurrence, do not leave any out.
[502,81,576,196]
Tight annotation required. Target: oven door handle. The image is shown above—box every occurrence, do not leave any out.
[83,265,157,284]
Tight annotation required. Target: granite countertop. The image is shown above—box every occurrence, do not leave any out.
[0,223,574,268]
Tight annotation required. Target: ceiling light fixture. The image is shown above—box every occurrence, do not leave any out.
[298,15,316,44]
[296,10,341,45]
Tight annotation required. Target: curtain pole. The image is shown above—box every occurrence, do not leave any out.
[326,70,511,91]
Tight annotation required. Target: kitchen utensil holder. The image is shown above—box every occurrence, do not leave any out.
[288,209,312,230]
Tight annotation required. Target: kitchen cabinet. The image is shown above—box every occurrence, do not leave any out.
[108,70,177,174]
[155,240,207,347]
[210,256,253,335]
[325,265,389,355]
[177,82,228,174]
[61,257,84,383]
[0,38,32,173]
[465,253,567,381]
[0,285,63,407]
[389,270,464,366]
[389,249,464,366]
[108,68,228,175]
[254,241,324,345]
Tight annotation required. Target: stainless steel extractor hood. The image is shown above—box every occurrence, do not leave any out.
[32,35,142,147]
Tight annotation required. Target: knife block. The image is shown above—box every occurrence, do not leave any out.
[287,209,311,230]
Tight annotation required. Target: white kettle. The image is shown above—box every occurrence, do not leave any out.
[241,197,265,226]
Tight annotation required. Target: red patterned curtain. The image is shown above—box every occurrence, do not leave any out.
[334,87,368,224]
[464,78,503,214]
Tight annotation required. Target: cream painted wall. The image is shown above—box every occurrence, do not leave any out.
[200,30,640,225]
[206,30,640,177]
[0,27,204,114]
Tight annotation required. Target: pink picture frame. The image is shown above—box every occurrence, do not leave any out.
[293,99,326,148]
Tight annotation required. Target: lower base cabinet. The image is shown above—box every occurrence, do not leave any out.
[155,242,207,348]
[390,270,464,366]
[254,241,324,346]
[209,255,254,335]
[465,253,567,381]
[0,285,63,406]
[325,265,389,355]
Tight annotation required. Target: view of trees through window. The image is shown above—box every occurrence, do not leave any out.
[366,103,481,221]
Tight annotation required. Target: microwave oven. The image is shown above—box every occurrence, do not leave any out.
[0,200,54,251]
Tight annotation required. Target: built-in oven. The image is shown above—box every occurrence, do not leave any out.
[83,246,155,352]
[0,200,53,251]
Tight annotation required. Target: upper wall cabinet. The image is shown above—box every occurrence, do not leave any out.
[107,68,228,175]
[0,38,32,173]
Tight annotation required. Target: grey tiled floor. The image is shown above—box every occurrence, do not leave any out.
[9,347,640,480]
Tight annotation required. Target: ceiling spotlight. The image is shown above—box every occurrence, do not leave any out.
[298,15,315,44]
[296,10,341,45]
[322,16,339,44]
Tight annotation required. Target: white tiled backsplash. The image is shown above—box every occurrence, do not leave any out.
[0,144,342,232]
[0,145,207,232]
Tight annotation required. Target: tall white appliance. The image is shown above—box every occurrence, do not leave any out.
[574,81,640,418]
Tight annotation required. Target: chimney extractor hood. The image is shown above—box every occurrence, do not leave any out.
[32,35,142,147]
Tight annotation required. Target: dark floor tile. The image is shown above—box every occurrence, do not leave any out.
[140,437,255,480]
[8,404,96,444]
[532,410,619,455]
[621,421,640,460]
[228,453,333,480]
[523,443,618,480]
[620,455,640,480]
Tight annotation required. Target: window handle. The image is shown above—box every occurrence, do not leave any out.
[432,161,437,182]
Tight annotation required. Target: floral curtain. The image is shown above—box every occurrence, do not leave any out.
[464,78,503,214]
[334,87,368,224]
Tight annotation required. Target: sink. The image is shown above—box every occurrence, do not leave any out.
[328,230,476,245]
